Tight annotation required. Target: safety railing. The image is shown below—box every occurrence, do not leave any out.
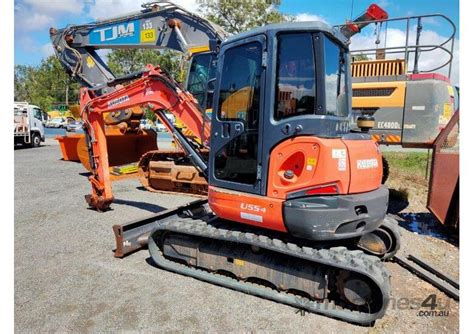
[337,14,456,78]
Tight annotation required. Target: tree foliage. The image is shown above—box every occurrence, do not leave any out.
[14,56,79,111]
[198,0,291,34]
[352,54,369,61]
[107,49,185,82]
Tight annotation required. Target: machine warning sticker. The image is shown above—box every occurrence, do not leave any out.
[234,259,245,266]
[86,56,95,68]
[447,85,455,97]
[332,149,347,159]
[140,29,156,43]
[306,157,317,171]
[439,103,453,124]
[144,87,154,96]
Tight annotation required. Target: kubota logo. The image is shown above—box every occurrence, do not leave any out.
[94,23,135,42]
[357,158,378,169]
[107,95,130,108]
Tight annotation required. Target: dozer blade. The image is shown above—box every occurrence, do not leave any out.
[113,199,209,257]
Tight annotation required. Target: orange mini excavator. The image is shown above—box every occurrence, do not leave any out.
[51,1,399,324]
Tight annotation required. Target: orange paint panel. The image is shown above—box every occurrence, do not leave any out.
[208,186,287,232]
[343,139,383,193]
[267,136,350,199]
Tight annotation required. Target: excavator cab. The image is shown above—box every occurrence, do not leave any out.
[210,25,348,193]
[207,23,388,240]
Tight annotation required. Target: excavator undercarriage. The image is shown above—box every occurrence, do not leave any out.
[114,199,400,324]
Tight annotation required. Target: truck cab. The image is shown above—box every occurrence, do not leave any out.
[14,102,46,147]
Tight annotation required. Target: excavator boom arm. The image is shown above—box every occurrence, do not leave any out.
[81,64,209,210]
[50,1,227,90]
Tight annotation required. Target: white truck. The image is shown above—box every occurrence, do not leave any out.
[14,102,46,147]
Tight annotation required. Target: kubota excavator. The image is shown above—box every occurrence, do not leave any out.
[51,1,400,324]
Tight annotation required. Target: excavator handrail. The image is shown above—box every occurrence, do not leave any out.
[350,43,454,75]
[337,13,456,78]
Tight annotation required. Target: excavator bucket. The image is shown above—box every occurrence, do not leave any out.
[69,105,81,118]
[77,127,157,172]
[56,127,157,172]
[56,134,83,161]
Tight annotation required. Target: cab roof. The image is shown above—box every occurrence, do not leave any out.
[223,21,348,47]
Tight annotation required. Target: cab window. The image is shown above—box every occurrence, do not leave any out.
[274,33,316,121]
[214,42,262,185]
[217,42,261,125]
[33,108,43,120]
[323,36,348,117]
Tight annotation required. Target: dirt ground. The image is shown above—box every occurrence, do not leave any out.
[14,140,459,332]
[385,166,430,214]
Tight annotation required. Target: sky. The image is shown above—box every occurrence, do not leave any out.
[14,0,460,83]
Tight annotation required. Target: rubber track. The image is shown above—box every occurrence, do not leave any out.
[148,218,391,325]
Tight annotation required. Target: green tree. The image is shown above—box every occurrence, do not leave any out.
[14,65,34,101]
[14,56,79,111]
[107,49,184,81]
[352,54,369,61]
[198,0,291,34]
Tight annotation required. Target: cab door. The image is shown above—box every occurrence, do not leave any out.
[208,36,266,195]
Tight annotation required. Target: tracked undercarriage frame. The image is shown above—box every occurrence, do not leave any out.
[113,200,400,325]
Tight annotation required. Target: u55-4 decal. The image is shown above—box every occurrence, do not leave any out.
[241,203,267,213]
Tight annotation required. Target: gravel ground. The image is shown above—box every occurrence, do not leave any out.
[15,139,459,332]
